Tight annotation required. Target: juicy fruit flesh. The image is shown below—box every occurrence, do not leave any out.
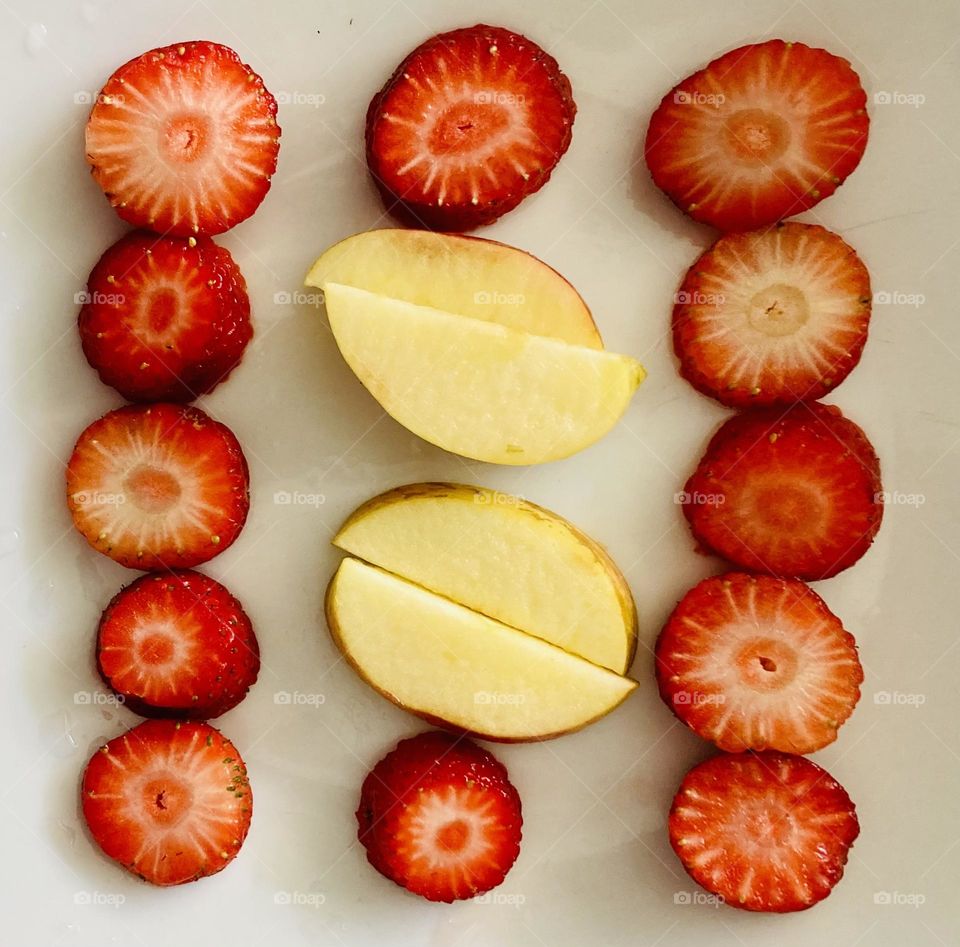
[327,558,636,740]
[724,109,790,165]
[333,483,637,673]
[748,283,809,336]
[323,282,644,465]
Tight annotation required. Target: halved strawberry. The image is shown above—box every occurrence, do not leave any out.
[79,231,252,402]
[365,24,576,231]
[683,403,882,580]
[656,572,863,753]
[97,570,259,719]
[674,223,872,407]
[66,403,249,570]
[669,751,859,912]
[645,40,868,231]
[357,730,522,902]
[82,719,252,886]
[85,41,281,236]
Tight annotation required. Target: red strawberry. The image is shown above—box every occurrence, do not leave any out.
[82,719,252,886]
[656,572,863,753]
[66,403,249,570]
[85,41,281,236]
[669,751,859,912]
[79,231,252,402]
[365,24,576,231]
[645,40,868,231]
[673,223,872,407]
[97,570,259,719]
[357,731,522,902]
[683,403,882,580]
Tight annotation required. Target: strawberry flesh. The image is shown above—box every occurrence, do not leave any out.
[66,403,249,570]
[683,402,883,580]
[357,730,522,902]
[674,222,872,407]
[82,719,252,886]
[97,570,259,719]
[85,41,280,236]
[645,40,868,231]
[366,24,576,231]
[669,751,859,912]
[79,231,252,402]
[656,572,863,753]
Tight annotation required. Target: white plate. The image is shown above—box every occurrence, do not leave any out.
[2,0,958,943]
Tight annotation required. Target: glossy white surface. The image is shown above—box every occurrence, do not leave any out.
[1,0,958,944]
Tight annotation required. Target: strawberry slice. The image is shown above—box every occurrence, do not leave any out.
[365,24,576,231]
[669,751,859,912]
[79,231,253,402]
[645,40,868,231]
[656,572,863,753]
[357,731,522,902]
[97,570,259,719]
[674,222,872,407]
[85,41,281,236]
[66,403,249,570]
[683,403,883,580]
[82,719,252,886]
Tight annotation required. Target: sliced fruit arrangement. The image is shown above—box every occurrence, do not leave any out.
[66,403,250,570]
[645,40,868,231]
[683,402,883,580]
[673,222,872,407]
[327,558,636,741]
[366,24,576,230]
[85,41,281,236]
[322,282,643,465]
[79,231,253,402]
[669,751,860,912]
[82,719,252,886]
[357,731,522,902]
[97,570,260,719]
[333,482,637,673]
[656,572,863,753]
[305,228,602,348]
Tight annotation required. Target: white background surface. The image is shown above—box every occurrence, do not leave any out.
[1,0,958,944]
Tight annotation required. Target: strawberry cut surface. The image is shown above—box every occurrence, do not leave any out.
[97,570,259,719]
[669,751,859,912]
[82,719,252,886]
[66,403,249,570]
[683,402,883,580]
[645,40,868,231]
[673,222,872,407]
[366,24,576,231]
[656,572,863,753]
[357,731,522,902]
[79,230,252,402]
[85,41,280,236]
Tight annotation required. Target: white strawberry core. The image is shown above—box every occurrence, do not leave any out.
[747,283,810,337]
[407,786,496,868]
[124,464,181,514]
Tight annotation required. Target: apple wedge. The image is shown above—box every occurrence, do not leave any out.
[304,229,602,348]
[326,558,637,741]
[333,483,637,673]
[323,283,645,465]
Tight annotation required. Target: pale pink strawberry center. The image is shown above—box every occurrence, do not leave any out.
[138,630,176,665]
[735,637,798,689]
[141,774,193,827]
[162,113,211,164]
[125,464,182,514]
[723,108,790,166]
[748,283,809,337]
[147,288,178,334]
[436,818,469,852]
[428,102,511,156]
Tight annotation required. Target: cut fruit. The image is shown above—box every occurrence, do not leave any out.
[305,229,601,348]
[323,283,644,465]
[325,558,637,741]
[333,482,636,673]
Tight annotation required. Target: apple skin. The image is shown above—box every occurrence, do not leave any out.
[334,481,638,674]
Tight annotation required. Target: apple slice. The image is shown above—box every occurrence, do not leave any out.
[323,283,645,465]
[326,558,637,741]
[333,482,637,673]
[304,229,602,348]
